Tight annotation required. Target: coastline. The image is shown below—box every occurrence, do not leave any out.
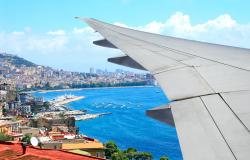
[37,85,156,93]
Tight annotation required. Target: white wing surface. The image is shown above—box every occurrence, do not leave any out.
[80,18,250,160]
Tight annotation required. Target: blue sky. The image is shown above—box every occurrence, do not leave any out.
[0,0,250,72]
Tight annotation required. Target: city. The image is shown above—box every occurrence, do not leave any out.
[0,52,156,91]
[0,52,158,159]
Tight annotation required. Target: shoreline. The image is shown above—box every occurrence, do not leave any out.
[37,85,156,93]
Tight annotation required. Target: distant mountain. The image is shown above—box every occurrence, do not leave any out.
[0,52,37,67]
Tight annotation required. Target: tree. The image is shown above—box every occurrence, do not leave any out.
[43,101,50,110]
[104,141,155,160]
[0,133,13,141]
[111,151,128,160]
[134,152,152,160]
[160,156,169,160]
[21,133,32,144]
[105,141,120,159]
[124,148,137,160]
[125,148,137,153]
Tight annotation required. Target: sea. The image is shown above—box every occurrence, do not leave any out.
[34,86,182,160]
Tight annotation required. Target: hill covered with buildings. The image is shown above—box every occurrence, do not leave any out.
[0,52,155,91]
[0,53,36,67]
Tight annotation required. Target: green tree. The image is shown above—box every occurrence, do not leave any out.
[111,151,128,160]
[134,152,152,160]
[125,148,137,153]
[0,133,13,141]
[43,101,50,110]
[2,108,7,116]
[105,141,120,159]
[21,133,32,144]
[104,141,155,160]
[124,148,137,160]
[160,156,169,160]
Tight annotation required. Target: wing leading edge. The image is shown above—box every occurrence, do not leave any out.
[80,18,250,160]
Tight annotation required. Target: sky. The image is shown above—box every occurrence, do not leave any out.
[0,0,250,72]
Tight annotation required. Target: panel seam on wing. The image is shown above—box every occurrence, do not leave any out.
[218,93,250,132]
[200,96,238,160]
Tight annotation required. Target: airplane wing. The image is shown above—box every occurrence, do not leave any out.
[80,18,250,160]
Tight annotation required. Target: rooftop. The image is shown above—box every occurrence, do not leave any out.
[62,140,105,150]
[0,142,105,160]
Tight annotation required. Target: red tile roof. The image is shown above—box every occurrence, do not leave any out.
[0,142,105,160]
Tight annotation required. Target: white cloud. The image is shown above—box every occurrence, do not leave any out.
[115,12,250,48]
[47,29,65,36]
[24,27,32,32]
[72,27,93,34]
[11,31,25,36]
[1,12,250,72]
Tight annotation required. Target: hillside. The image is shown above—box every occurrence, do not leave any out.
[0,53,37,67]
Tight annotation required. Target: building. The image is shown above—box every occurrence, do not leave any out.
[19,126,40,136]
[0,83,12,91]
[60,138,105,158]
[0,120,21,134]
[0,103,3,117]
[51,124,69,133]
[34,96,44,106]
[0,120,23,141]
[16,105,31,114]
[0,90,7,101]
[30,117,78,134]
[40,141,62,150]
[40,137,105,159]
[19,93,34,104]
[89,67,95,74]
[0,142,105,160]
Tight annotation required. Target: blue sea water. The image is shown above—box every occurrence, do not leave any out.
[34,87,182,160]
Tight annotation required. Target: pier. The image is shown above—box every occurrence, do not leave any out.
[74,112,112,121]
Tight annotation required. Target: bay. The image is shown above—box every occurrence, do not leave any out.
[34,86,182,160]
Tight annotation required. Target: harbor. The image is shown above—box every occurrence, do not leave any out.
[75,112,112,121]
[50,94,85,106]
[35,94,112,121]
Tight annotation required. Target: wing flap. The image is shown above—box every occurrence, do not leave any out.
[171,97,235,160]
[201,94,250,160]
[220,91,250,131]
